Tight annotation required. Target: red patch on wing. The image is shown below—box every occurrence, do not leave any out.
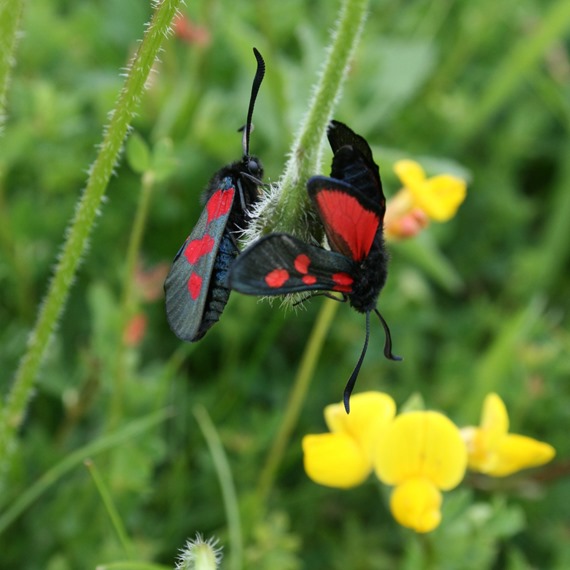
[184,235,215,264]
[316,190,379,261]
[188,272,203,300]
[207,188,234,223]
[302,275,317,285]
[265,268,289,288]
[294,254,311,274]
[332,272,353,293]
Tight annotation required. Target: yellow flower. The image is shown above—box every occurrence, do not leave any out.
[374,411,467,533]
[390,478,442,533]
[302,392,396,488]
[392,159,467,222]
[461,393,555,477]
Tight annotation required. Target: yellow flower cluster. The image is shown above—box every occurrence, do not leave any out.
[300,160,554,533]
[302,392,555,533]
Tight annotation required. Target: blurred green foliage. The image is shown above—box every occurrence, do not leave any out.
[1,0,569,568]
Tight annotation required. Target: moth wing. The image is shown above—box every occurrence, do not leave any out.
[326,121,385,208]
[307,177,381,262]
[327,120,374,163]
[229,233,356,296]
[164,186,235,341]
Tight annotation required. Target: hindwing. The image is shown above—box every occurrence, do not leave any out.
[229,233,356,296]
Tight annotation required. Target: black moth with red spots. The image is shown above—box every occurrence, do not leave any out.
[164,48,265,342]
[229,121,401,412]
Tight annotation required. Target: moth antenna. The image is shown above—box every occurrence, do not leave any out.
[242,47,266,157]
[343,311,371,414]
[240,171,264,186]
[236,179,247,211]
[374,309,402,361]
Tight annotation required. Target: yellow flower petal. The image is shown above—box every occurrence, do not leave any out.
[461,426,489,471]
[462,394,506,471]
[394,159,426,189]
[302,433,372,488]
[413,175,467,221]
[462,393,509,471]
[480,434,556,477]
[481,393,509,435]
[390,477,442,533]
[463,393,556,477]
[375,411,467,490]
[324,391,396,460]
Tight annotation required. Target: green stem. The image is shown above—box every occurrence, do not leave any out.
[252,0,370,508]
[0,0,30,321]
[256,298,339,505]
[0,0,183,477]
[111,171,156,427]
[256,0,369,236]
[85,459,134,560]
[0,0,23,126]
[193,405,242,570]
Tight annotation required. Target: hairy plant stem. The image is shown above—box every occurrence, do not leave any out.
[251,0,369,239]
[255,0,370,507]
[0,0,24,127]
[0,0,183,479]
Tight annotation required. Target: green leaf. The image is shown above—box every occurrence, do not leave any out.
[150,137,178,182]
[126,131,151,174]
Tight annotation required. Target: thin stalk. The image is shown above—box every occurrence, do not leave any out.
[0,0,29,319]
[111,171,156,426]
[252,0,372,504]
[193,405,243,570]
[0,0,24,126]
[85,459,135,560]
[256,298,339,505]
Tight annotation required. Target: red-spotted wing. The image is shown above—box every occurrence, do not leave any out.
[229,233,356,296]
[165,183,236,341]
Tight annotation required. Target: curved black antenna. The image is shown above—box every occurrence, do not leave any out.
[374,309,402,361]
[241,47,266,157]
[343,311,371,414]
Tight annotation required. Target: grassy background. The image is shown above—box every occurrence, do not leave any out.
[1,0,569,568]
